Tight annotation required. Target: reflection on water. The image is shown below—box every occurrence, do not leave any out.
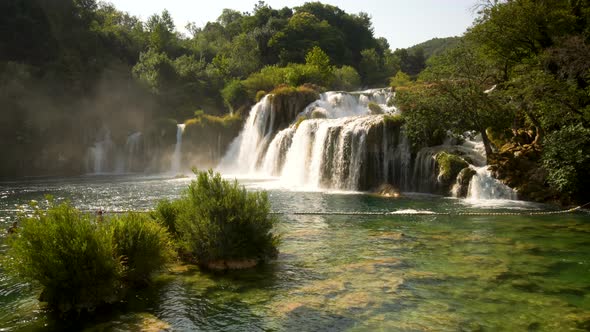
[0,175,589,331]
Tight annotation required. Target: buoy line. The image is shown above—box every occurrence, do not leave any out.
[0,203,587,217]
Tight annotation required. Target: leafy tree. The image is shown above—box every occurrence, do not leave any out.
[542,124,590,201]
[333,65,361,90]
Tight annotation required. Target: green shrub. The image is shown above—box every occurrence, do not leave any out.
[256,90,267,102]
[221,79,250,111]
[368,102,383,114]
[242,65,288,96]
[542,123,590,201]
[332,65,361,91]
[390,71,412,91]
[152,199,182,236]
[3,201,122,313]
[110,213,175,286]
[160,170,280,267]
[383,114,405,127]
[3,201,176,313]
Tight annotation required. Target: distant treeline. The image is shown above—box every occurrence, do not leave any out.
[0,0,436,176]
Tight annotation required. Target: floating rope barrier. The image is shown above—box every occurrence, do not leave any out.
[0,202,588,217]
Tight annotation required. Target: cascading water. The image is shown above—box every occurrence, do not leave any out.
[219,95,275,174]
[170,124,186,174]
[219,89,404,190]
[86,128,114,174]
[466,166,518,200]
[218,87,518,198]
[125,132,142,172]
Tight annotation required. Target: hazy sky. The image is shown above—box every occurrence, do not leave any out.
[107,0,477,50]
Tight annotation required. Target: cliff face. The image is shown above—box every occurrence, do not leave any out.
[489,143,557,203]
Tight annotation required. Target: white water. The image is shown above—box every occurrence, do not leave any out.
[125,132,142,172]
[466,166,518,200]
[301,89,396,119]
[219,89,396,188]
[170,124,186,174]
[219,95,274,174]
[218,88,518,199]
[86,128,114,174]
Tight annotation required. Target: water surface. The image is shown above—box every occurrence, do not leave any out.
[0,175,589,331]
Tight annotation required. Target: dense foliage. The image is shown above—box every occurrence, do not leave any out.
[2,200,174,313]
[394,0,590,204]
[0,0,409,177]
[154,170,280,268]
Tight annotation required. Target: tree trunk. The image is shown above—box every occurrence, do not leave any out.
[521,106,543,146]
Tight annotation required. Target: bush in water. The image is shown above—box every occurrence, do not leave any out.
[110,212,176,286]
[2,200,175,313]
[154,169,280,269]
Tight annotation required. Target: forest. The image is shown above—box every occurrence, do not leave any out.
[0,0,588,204]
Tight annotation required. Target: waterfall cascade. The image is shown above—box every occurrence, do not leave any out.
[170,124,186,174]
[466,166,518,200]
[218,87,518,199]
[86,128,114,174]
[85,129,149,175]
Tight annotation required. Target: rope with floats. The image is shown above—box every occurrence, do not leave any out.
[1,202,588,217]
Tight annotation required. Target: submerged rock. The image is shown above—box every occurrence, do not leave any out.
[205,259,259,271]
[371,184,401,198]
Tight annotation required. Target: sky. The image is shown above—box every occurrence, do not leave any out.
[107,0,478,50]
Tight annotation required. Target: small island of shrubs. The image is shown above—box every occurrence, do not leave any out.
[1,170,279,314]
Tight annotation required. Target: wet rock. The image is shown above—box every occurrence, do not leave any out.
[205,259,258,271]
[435,152,468,189]
[454,167,477,198]
[371,184,401,198]
[489,142,557,203]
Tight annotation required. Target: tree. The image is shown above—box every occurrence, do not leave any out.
[401,41,513,158]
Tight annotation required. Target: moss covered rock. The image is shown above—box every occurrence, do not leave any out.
[435,152,468,189]
[454,167,477,198]
[489,143,557,203]
[269,85,320,132]
[182,113,243,168]
[368,102,383,115]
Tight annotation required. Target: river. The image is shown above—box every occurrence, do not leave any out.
[0,174,589,331]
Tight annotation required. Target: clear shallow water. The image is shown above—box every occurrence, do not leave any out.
[0,175,589,331]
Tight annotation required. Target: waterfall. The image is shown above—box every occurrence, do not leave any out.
[170,124,186,174]
[125,132,142,172]
[466,166,518,200]
[219,95,274,174]
[87,128,113,174]
[217,87,518,198]
[412,147,440,193]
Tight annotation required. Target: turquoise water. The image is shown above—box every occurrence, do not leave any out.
[0,175,589,331]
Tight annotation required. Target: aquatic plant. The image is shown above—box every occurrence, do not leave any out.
[2,200,175,313]
[3,201,122,313]
[110,213,176,286]
[154,169,280,269]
